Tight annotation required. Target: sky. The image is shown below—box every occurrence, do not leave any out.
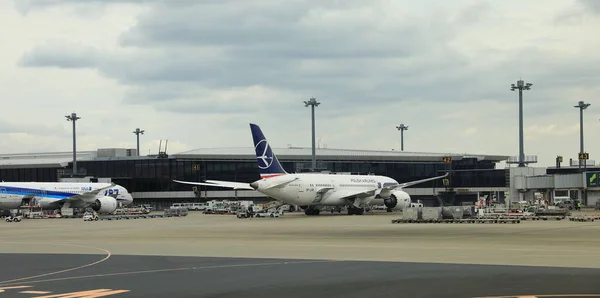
[1,0,599,168]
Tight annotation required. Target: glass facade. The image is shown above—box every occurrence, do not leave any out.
[0,157,507,192]
[0,168,59,182]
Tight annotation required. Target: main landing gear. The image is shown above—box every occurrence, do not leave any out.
[347,207,364,215]
[302,206,365,216]
[302,206,320,216]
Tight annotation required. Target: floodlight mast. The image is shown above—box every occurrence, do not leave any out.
[510,80,532,167]
[65,112,81,177]
[574,101,591,171]
[133,128,145,157]
[304,98,321,171]
[396,124,409,151]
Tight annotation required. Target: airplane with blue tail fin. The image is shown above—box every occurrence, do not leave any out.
[174,123,448,216]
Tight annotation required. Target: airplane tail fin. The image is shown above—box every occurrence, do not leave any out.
[249,123,288,178]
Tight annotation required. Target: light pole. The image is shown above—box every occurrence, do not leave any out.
[575,101,590,171]
[304,97,320,171]
[396,124,408,151]
[510,79,532,167]
[65,112,81,176]
[133,128,145,156]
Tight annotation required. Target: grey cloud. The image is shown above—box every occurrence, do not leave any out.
[453,1,492,25]
[19,42,101,69]
[13,0,199,14]
[17,0,600,118]
[0,120,66,136]
[579,0,600,14]
[119,2,429,62]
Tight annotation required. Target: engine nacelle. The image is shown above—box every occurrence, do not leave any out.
[384,191,411,211]
[91,196,118,214]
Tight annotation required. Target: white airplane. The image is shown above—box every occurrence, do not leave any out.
[174,123,448,216]
[0,182,133,214]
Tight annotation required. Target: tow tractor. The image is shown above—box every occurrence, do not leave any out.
[236,206,255,218]
[254,210,282,218]
[83,211,99,221]
[5,215,23,223]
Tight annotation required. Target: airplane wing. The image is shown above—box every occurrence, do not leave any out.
[173,180,255,191]
[383,172,449,191]
[329,188,378,201]
[60,183,117,203]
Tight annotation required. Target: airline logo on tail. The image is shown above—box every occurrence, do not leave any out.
[255,139,274,169]
[250,123,288,178]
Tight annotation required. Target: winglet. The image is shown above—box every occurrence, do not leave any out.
[249,123,288,179]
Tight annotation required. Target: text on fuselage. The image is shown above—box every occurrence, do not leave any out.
[350,179,377,183]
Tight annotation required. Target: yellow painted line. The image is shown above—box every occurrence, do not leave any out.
[0,285,31,292]
[33,289,130,297]
[474,294,600,298]
[20,290,52,294]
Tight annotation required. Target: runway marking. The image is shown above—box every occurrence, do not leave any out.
[19,291,52,294]
[474,294,600,297]
[0,286,31,292]
[0,242,111,285]
[0,259,338,287]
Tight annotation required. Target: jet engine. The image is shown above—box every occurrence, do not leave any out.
[91,196,118,214]
[384,190,411,211]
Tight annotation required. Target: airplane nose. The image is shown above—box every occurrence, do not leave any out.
[250,182,259,190]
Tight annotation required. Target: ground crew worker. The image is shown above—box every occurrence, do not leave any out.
[248,205,254,218]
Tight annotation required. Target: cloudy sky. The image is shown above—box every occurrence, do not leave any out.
[1,0,599,167]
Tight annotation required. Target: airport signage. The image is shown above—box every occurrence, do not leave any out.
[579,152,589,160]
[192,164,201,171]
[586,172,599,187]
[442,156,452,163]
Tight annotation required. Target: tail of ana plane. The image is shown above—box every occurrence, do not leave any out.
[250,123,288,178]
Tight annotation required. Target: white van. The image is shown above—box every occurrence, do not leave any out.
[190,203,207,211]
[553,196,572,205]
[170,203,191,210]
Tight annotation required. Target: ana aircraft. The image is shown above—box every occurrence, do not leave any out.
[0,182,133,214]
[174,123,448,216]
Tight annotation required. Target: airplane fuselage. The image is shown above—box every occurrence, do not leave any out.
[252,173,400,207]
[0,182,133,210]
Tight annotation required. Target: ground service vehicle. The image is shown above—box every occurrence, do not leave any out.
[5,215,22,222]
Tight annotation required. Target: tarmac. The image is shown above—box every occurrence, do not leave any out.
[1,211,600,297]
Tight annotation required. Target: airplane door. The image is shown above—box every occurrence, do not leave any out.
[0,188,6,200]
[296,183,304,199]
[34,188,46,206]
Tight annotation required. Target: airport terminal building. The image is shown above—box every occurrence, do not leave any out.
[0,147,511,209]
[3,147,599,209]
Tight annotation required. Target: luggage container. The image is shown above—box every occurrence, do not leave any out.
[403,207,422,220]
[442,206,464,219]
[422,207,442,220]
